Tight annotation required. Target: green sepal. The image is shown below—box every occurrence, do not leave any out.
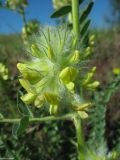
[44,92,59,105]
[19,79,33,93]
[34,95,45,108]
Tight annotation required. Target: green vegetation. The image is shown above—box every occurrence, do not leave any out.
[0,0,120,160]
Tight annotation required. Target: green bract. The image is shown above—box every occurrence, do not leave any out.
[17,26,99,116]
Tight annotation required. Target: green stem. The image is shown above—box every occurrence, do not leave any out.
[72,0,80,39]
[0,114,73,123]
[21,9,27,26]
[21,8,28,34]
[71,1,85,159]
[73,115,85,160]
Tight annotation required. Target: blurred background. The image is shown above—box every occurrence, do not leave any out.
[0,0,120,159]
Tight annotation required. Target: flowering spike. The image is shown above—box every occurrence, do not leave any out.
[17,26,99,117]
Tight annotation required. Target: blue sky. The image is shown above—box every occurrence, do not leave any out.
[0,0,111,34]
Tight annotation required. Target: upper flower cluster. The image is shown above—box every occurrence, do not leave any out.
[6,0,28,10]
[17,26,99,117]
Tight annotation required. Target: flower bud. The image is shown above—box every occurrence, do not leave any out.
[49,104,58,115]
[34,95,45,108]
[83,67,96,85]
[59,67,77,84]
[113,68,120,76]
[78,111,88,119]
[89,34,95,46]
[84,46,93,58]
[21,93,36,105]
[19,79,33,93]
[17,63,42,84]
[86,81,100,90]
[0,63,8,80]
[69,50,80,64]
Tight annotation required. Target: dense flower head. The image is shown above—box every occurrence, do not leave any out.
[17,26,99,117]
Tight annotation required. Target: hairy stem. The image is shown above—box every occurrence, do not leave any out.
[72,1,85,159]
[0,114,73,123]
[73,115,85,160]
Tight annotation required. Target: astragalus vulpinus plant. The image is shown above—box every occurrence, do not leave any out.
[16,0,99,159]
[2,0,119,159]
[0,0,99,159]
